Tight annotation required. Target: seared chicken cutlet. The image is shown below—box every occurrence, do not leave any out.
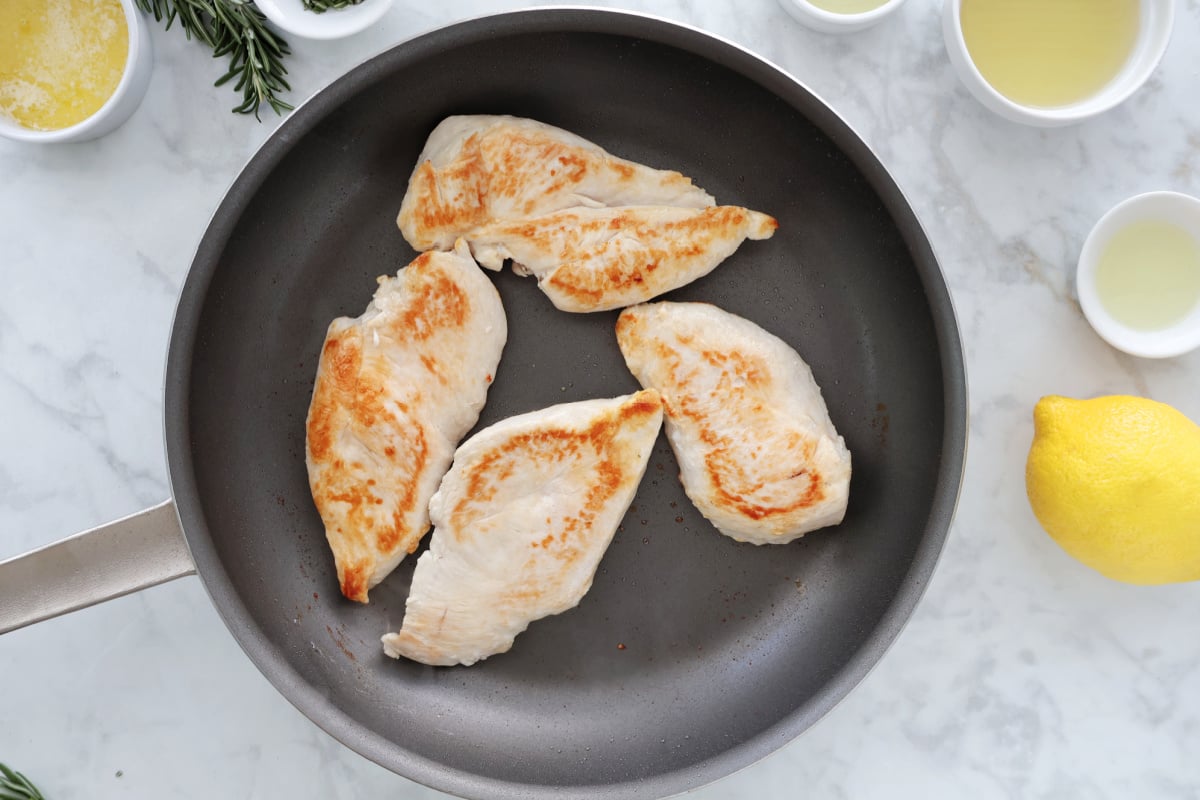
[398,115,777,312]
[616,302,850,544]
[306,241,506,603]
[382,390,663,666]
[397,115,715,252]
[466,206,778,313]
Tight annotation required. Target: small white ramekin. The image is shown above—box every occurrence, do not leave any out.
[942,0,1173,127]
[254,0,395,40]
[1077,191,1200,359]
[778,0,909,34]
[0,0,153,144]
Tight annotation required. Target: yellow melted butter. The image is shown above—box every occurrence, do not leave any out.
[0,0,128,131]
[961,0,1140,108]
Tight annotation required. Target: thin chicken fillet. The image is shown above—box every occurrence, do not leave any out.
[382,390,664,666]
[397,115,715,252]
[616,302,850,545]
[306,241,506,603]
[466,205,778,313]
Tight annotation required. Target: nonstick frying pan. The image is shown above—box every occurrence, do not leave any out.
[0,9,966,799]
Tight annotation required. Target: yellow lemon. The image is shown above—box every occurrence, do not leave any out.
[1026,395,1200,584]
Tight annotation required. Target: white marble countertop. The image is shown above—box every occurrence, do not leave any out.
[2,1,1199,797]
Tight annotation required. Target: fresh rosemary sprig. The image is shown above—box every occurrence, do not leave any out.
[0,764,46,800]
[303,0,365,12]
[133,0,294,118]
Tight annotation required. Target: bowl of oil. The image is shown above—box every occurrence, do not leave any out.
[777,0,909,34]
[1078,192,1200,359]
[943,0,1173,127]
[0,0,153,143]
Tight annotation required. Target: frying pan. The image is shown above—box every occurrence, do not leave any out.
[0,8,966,799]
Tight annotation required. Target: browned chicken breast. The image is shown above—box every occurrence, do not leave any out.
[305,241,506,602]
[396,115,777,312]
[466,205,778,312]
[397,115,715,252]
[382,390,663,666]
[616,302,851,545]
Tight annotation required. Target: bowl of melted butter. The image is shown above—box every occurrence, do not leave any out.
[943,0,1173,127]
[0,0,152,142]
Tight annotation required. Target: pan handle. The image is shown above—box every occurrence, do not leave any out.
[0,500,195,634]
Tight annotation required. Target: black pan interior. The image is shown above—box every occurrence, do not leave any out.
[167,10,964,800]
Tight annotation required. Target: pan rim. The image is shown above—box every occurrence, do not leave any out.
[163,7,967,799]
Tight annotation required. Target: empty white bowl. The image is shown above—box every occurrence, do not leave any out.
[942,0,1173,127]
[255,0,395,40]
[777,0,909,34]
[0,0,153,144]
[1077,192,1200,359]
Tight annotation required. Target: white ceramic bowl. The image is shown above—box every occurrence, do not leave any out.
[778,0,908,34]
[1077,191,1200,359]
[255,0,395,40]
[942,0,1173,127]
[0,0,153,144]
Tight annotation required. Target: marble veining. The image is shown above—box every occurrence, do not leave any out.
[2,1,1199,798]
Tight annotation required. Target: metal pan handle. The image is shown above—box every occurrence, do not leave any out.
[0,501,195,634]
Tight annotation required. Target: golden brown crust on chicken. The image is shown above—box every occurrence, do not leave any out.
[467,205,777,312]
[305,242,506,602]
[616,302,850,544]
[397,115,715,252]
[381,390,663,666]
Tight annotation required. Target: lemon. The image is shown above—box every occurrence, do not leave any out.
[1025,395,1200,585]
